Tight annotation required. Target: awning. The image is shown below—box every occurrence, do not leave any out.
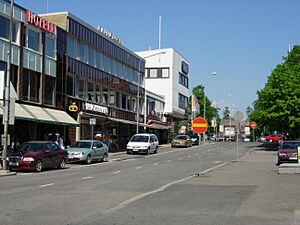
[21,104,57,124]
[44,108,79,126]
[0,101,79,126]
[109,117,137,126]
[147,122,170,130]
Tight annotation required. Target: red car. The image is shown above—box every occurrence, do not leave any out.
[277,141,300,165]
[265,134,287,143]
[8,141,68,172]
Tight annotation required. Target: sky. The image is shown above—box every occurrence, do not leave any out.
[15,0,300,118]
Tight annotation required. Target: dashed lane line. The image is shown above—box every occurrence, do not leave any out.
[81,176,93,180]
[39,183,54,188]
[113,171,121,174]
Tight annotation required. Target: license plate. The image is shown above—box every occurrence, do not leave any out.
[133,149,139,152]
[9,162,19,166]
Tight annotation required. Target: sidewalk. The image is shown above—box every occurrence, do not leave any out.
[182,148,300,225]
[0,169,16,177]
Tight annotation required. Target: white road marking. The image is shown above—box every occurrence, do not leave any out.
[178,158,182,160]
[136,166,142,170]
[167,160,172,163]
[153,163,159,166]
[187,155,191,158]
[103,175,194,215]
[39,183,54,188]
[213,161,222,164]
[111,158,122,161]
[200,162,229,175]
[113,171,121,174]
[81,176,93,180]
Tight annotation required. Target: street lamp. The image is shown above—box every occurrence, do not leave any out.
[203,71,216,143]
[136,51,166,134]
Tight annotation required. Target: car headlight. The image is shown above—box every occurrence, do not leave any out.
[278,153,286,157]
[74,152,83,156]
[22,157,35,162]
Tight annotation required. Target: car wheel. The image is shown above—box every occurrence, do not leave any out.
[85,155,92,164]
[146,148,150,155]
[154,147,158,154]
[35,160,43,172]
[101,153,109,162]
[58,158,66,169]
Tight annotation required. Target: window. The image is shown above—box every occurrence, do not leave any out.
[0,15,9,39]
[77,41,85,62]
[109,90,115,106]
[147,68,169,78]
[178,93,188,109]
[44,75,55,105]
[122,93,127,110]
[66,75,75,96]
[45,36,55,58]
[95,85,102,103]
[79,79,87,99]
[179,73,189,88]
[27,28,40,52]
[88,81,94,101]
[22,69,40,102]
[102,87,108,105]
[88,47,95,66]
[67,37,75,58]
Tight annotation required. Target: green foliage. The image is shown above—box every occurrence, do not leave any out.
[251,46,300,138]
[191,85,220,136]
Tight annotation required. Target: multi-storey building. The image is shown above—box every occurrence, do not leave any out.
[136,48,190,138]
[42,12,146,150]
[0,0,78,146]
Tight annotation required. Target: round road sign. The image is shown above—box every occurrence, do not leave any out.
[192,117,208,134]
[250,121,257,129]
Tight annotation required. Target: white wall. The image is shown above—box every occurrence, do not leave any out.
[136,48,189,118]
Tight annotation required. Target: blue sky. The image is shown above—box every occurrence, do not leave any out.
[16,0,300,117]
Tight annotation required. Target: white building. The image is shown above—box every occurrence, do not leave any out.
[136,48,190,135]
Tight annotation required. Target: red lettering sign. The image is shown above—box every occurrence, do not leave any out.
[26,10,56,35]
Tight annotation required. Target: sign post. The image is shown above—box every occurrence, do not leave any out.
[192,117,208,176]
[250,121,257,142]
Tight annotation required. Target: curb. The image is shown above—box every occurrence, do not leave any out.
[0,171,17,177]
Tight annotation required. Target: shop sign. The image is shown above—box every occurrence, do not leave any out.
[68,102,78,112]
[99,27,122,45]
[84,103,108,115]
[90,118,96,125]
[26,10,57,35]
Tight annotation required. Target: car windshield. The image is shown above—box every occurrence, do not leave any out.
[175,136,187,140]
[130,136,149,142]
[14,143,44,153]
[281,142,300,149]
[72,142,92,148]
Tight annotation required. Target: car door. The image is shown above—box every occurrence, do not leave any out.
[49,143,60,168]
[91,141,100,159]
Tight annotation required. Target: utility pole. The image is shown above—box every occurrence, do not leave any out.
[2,0,14,170]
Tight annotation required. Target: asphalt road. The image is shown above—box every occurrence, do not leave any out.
[0,142,256,225]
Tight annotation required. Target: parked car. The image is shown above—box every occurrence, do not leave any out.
[277,141,300,165]
[265,134,287,143]
[126,133,159,155]
[171,135,192,148]
[66,140,109,164]
[8,141,67,172]
[186,130,200,145]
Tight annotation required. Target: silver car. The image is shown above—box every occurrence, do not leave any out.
[67,140,109,164]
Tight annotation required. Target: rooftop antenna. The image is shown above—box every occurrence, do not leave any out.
[158,16,161,49]
[288,43,291,53]
[46,0,49,13]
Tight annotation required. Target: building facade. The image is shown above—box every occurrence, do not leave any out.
[42,12,147,151]
[0,0,78,147]
[136,48,190,138]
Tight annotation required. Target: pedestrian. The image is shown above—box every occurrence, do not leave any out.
[58,135,65,149]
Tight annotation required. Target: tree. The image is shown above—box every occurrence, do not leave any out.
[251,46,300,138]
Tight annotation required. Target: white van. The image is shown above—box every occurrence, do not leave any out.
[126,133,159,155]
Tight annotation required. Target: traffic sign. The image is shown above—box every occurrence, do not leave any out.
[250,121,257,129]
[192,117,208,134]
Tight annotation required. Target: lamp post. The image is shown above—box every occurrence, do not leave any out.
[2,0,14,170]
[203,71,216,143]
[136,51,166,134]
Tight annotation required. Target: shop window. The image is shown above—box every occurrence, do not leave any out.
[44,75,55,105]
[79,79,87,100]
[22,69,40,102]
[95,85,102,103]
[26,28,40,52]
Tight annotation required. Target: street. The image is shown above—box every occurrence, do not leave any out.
[0,142,254,225]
